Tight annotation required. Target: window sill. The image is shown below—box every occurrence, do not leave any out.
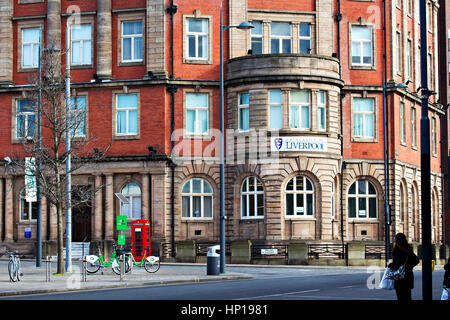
[347,218,379,222]
[70,64,94,70]
[181,218,214,221]
[400,141,407,147]
[183,133,213,141]
[285,216,316,220]
[113,134,140,140]
[119,61,145,67]
[18,67,38,73]
[183,58,212,65]
[349,65,376,71]
[412,145,418,151]
[351,137,377,143]
[240,217,264,221]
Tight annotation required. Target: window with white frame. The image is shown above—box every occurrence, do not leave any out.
[348,180,377,218]
[269,90,283,130]
[116,93,138,135]
[331,180,335,218]
[238,92,250,131]
[432,116,437,155]
[181,178,213,218]
[411,106,417,147]
[121,20,143,63]
[71,24,92,66]
[20,188,38,221]
[351,25,373,66]
[400,102,406,144]
[186,92,209,135]
[69,96,87,137]
[270,22,291,54]
[120,183,141,219]
[241,177,264,218]
[187,18,209,60]
[299,23,312,54]
[353,98,375,139]
[406,39,412,80]
[16,99,36,139]
[285,175,314,216]
[22,28,41,69]
[251,21,263,55]
[289,90,310,130]
[317,91,326,131]
[396,31,402,74]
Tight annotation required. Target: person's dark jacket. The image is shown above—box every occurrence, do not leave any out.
[444,259,450,288]
[388,247,420,289]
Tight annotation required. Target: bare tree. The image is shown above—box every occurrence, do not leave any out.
[10,48,110,274]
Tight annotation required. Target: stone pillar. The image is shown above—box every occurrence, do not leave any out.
[229,0,248,59]
[96,0,112,79]
[4,177,13,241]
[151,174,166,238]
[105,174,114,239]
[146,0,166,78]
[347,241,365,266]
[94,174,103,240]
[49,204,57,240]
[46,0,61,48]
[0,0,13,84]
[141,173,150,221]
[315,0,333,56]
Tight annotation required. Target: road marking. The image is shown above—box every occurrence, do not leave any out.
[235,289,320,300]
[338,285,356,289]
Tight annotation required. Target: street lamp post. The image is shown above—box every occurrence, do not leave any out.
[382,80,408,264]
[219,2,253,273]
[65,24,72,273]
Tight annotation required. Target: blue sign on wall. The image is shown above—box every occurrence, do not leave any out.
[24,227,31,239]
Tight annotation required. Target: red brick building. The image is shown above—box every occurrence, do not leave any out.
[0,0,446,262]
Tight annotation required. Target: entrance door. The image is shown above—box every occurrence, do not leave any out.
[72,187,92,242]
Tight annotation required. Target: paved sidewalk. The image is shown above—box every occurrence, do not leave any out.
[0,259,252,297]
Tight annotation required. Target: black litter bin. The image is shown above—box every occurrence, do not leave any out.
[206,245,220,275]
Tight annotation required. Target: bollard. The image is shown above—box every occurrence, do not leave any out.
[82,257,87,282]
[45,256,51,282]
[120,254,124,281]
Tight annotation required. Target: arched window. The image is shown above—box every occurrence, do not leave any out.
[348,180,377,218]
[241,177,264,218]
[285,175,314,216]
[181,178,213,218]
[20,188,37,221]
[120,183,141,219]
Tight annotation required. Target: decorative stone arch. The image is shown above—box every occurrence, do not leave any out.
[431,186,440,244]
[281,169,323,240]
[345,175,384,241]
[410,181,420,242]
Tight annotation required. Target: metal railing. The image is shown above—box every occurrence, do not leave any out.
[365,244,386,259]
[196,243,231,256]
[308,243,347,259]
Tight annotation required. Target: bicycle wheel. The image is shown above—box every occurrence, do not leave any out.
[111,257,122,275]
[144,259,160,273]
[16,258,21,281]
[8,259,17,282]
[85,259,101,274]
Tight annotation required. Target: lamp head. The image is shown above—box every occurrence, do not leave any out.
[236,22,254,30]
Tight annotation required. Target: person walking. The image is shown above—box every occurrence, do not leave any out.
[388,233,419,301]
[442,257,450,300]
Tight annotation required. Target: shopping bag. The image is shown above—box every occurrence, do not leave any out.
[379,267,395,290]
[441,288,449,300]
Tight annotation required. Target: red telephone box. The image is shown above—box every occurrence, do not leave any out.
[131,219,151,261]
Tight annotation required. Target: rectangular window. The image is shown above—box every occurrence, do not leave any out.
[69,96,87,137]
[432,117,437,155]
[187,19,209,60]
[121,21,143,62]
[428,52,433,90]
[351,25,373,66]
[251,21,263,55]
[411,107,416,147]
[396,31,402,74]
[317,91,326,131]
[22,28,41,68]
[16,100,36,139]
[270,22,291,54]
[406,39,412,80]
[269,90,283,130]
[186,93,209,134]
[400,102,406,144]
[289,90,310,130]
[116,93,138,135]
[238,92,250,131]
[353,98,375,139]
[299,23,311,54]
[71,24,92,65]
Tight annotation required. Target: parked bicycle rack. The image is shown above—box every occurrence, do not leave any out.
[119,253,125,281]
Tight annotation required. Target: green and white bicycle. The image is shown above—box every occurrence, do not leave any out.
[84,242,126,275]
[123,250,160,273]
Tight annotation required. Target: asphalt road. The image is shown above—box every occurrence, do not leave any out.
[1,265,446,301]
